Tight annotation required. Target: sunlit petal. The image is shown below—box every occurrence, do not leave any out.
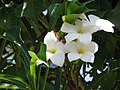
[65,33,79,44]
[61,22,77,33]
[68,52,82,62]
[81,52,94,63]
[50,50,65,67]
[96,19,114,33]
[78,33,92,44]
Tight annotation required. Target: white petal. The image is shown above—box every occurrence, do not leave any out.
[75,19,82,28]
[82,20,92,26]
[36,60,49,67]
[56,42,67,53]
[44,31,58,49]
[46,52,54,60]
[85,41,98,53]
[65,41,77,52]
[79,13,88,21]
[78,33,92,44]
[50,50,65,67]
[83,25,100,34]
[88,14,100,24]
[96,19,114,33]
[65,33,79,44]
[68,52,82,62]
[89,26,100,34]
[61,22,77,33]
[81,52,94,63]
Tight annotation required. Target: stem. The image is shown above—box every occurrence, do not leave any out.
[37,65,42,90]
[42,67,49,90]
[0,39,6,61]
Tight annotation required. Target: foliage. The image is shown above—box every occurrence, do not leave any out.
[0,0,120,90]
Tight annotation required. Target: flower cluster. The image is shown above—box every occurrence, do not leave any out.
[44,14,114,67]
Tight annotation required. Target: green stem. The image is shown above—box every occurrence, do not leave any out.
[42,67,49,90]
[37,65,42,90]
[0,39,6,61]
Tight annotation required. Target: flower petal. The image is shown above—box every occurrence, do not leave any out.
[50,50,65,67]
[88,14,100,24]
[79,13,88,21]
[61,22,77,33]
[82,20,92,26]
[65,33,79,44]
[75,19,82,28]
[96,19,114,33]
[85,41,98,53]
[46,51,54,60]
[36,60,49,67]
[65,41,77,52]
[56,42,67,53]
[78,33,92,44]
[44,31,58,49]
[81,52,94,63]
[68,52,82,62]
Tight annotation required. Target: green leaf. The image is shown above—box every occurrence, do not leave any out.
[0,7,18,30]
[0,74,30,89]
[37,43,47,62]
[28,50,48,67]
[0,84,23,89]
[2,26,30,69]
[48,3,64,31]
[66,0,95,15]
[28,50,49,90]
[40,77,54,90]
[2,26,22,45]
[62,14,80,24]
[107,0,120,31]
[67,3,79,14]
[87,0,112,17]
[29,51,37,90]
[15,0,61,23]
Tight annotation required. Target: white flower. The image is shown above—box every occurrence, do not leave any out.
[65,40,98,63]
[61,19,98,44]
[83,14,115,33]
[44,31,66,67]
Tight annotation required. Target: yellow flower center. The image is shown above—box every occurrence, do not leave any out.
[77,48,84,54]
[49,48,56,54]
[77,28,83,33]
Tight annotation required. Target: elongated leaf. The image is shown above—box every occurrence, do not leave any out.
[37,43,46,61]
[0,74,30,89]
[2,26,30,69]
[67,1,95,15]
[28,50,49,90]
[29,50,48,67]
[48,3,64,31]
[15,0,61,23]
[40,77,54,90]
[107,0,120,31]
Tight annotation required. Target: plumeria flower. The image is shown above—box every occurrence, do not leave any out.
[82,14,115,33]
[65,40,98,63]
[61,19,98,44]
[44,31,66,67]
